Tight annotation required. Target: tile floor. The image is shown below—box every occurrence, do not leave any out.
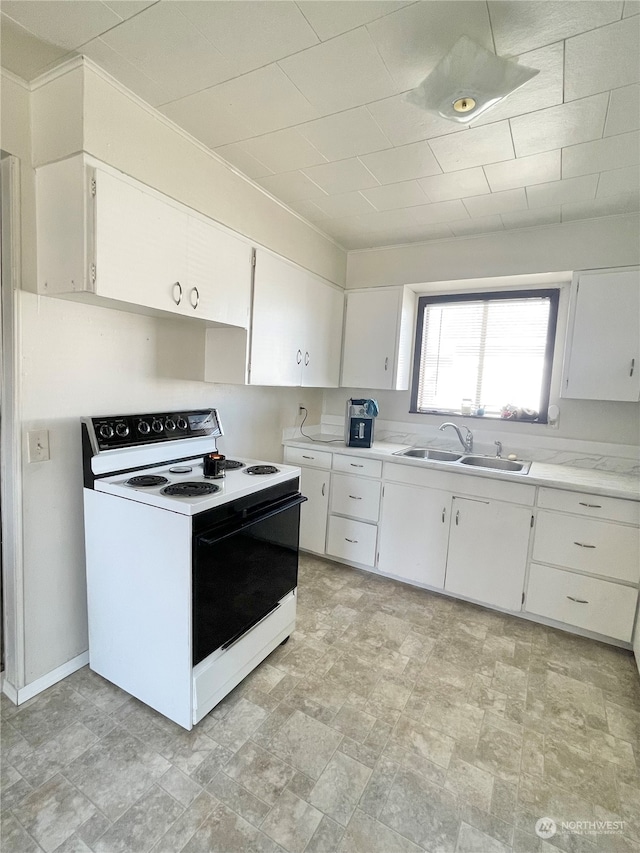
[2,554,640,853]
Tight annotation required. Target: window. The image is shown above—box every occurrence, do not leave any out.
[410,289,559,423]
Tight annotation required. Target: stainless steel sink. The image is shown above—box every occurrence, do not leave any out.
[394,448,462,461]
[458,456,531,474]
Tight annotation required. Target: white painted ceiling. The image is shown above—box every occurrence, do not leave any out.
[2,0,639,250]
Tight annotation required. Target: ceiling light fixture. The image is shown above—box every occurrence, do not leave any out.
[407,35,539,124]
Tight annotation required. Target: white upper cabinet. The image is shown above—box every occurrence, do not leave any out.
[562,268,640,401]
[249,249,343,387]
[341,287,416,390]
[36,154,252,328]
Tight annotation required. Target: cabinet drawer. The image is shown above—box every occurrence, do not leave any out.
[326,516,377,566]
[525,563,637,642]
[333,454,382,478]
[533,511,640,583]
[330,473,381,522]
[537,487,639,524]
[284,447,332,470]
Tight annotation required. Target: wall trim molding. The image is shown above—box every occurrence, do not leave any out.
[2,651,90,706]
[0,67,31,90]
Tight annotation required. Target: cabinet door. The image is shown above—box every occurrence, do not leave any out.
[341,289,401,389]
[250,251,305,385]
[186,218,252,327]
[445,497,531,612]
[563,270,640,401]
[299,467,329,554]
[378,483,450,589]
[302,275,343,388]
[94,169,187,313]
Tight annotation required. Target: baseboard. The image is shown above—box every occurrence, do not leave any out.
[2,651,89,706]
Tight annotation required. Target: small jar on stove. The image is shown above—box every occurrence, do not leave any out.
[203,452,225,479]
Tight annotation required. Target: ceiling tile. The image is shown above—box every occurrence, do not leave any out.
[448,215,504,237]
[562,192,640,221]
[526,175,599,208]
[297,1,412,42]
[359,140,442,185]
[462,188,528,218]
[411,199,469,225]
[562,131,640,177]
[178,1,319,74]
[624,1,640,15]
[313,192,377,218]
[257,171,328,203]
[100,2,237,101]
[196,65,320,137]
[605,84,640,136]
[298,107,392,161]
[287,198,331,222]
[160,91,254,148]
[419,168,490,202]
[484,151,561,192]
[0,14,71,80]
[82,36,168,107]
[597,165,640,197]
[361,181,430,211]
[488,1,623,56]
[501,208,562,229]
[471,43,564,127]
[2,0,122,50]
[103,2,157,20]
[429,122,514,172]
[359,208,425,232]
[278,27,397,113]
[365,222,454,247]
[565,17,640,102]
[367,0,493,90]
[214,143,274,180]
[366,93,468,147]
[302,158,380,194]
[239,129,327,173]
[510,94,609,158]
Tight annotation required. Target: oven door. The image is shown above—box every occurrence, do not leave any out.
[192,489,305,665]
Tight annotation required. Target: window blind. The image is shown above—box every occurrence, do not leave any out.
[415,295,552,414]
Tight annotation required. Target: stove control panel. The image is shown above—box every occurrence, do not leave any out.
[89,409,223,451]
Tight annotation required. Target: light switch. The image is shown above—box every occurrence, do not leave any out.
[28,429,50,463]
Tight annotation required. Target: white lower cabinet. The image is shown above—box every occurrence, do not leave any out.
[299,467,330,554]
[377,483,450,589]
[330,473,381,523]
[445,497,532,612]
[327,516,377,566]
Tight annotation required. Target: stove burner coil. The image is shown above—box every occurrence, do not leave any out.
[162,482,220,497]
[126,475,169,487]
[221,459,244,470]
[245,465,279,475]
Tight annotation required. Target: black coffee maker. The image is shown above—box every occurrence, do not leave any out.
[345,398,379,448]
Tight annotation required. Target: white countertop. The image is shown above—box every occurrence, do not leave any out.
[283,437,640,501]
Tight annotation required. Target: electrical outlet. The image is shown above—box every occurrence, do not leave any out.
[298,406,305,415]
[28,429,50,463]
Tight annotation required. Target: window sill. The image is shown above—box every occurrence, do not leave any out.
[409,409,547,425]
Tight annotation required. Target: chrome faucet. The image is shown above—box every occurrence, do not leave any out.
[439,422,473,453]
[494,441,503,458]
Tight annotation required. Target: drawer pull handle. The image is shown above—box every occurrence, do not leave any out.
[321,483,326,497]
[302,455,314,459]
[455,510,460,526]
[172,281,182,305]
[578,502,602,508]
[631,358,635,377]
[296,349,302,364]
[573,541,596,548]
[442,508,446,523]
[349,495,362,500]
[384,357,389,371]
[350,463,364,468]
[567,596,589,604]
[345,538,358,544]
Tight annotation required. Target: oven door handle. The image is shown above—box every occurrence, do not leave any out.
[197,493,307,546]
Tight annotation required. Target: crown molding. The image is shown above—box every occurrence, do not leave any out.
[0,67,30,90]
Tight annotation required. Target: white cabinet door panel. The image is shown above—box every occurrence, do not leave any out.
[445,497,531,612]
[378,483,450,589]
[341,288,400,389]
[299,467,329,554]
[302,275,343,388]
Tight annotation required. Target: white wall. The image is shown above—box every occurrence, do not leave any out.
[4,61,341,687]
[332,222,640,448]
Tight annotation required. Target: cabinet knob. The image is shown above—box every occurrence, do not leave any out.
[172,282,182,305]
[304,351,310,366]
[190,287,200,309]
[296,349,302,364]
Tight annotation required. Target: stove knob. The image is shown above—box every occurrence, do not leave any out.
[176,417,188,431]
[115,423,130,438]
[165,418,176,432]
[138,420,151,435]
[151,419,163,433]
[99,423,114,440]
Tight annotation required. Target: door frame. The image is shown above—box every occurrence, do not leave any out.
[1,153,25,696]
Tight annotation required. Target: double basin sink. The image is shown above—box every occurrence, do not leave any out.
[394,447,531,475]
